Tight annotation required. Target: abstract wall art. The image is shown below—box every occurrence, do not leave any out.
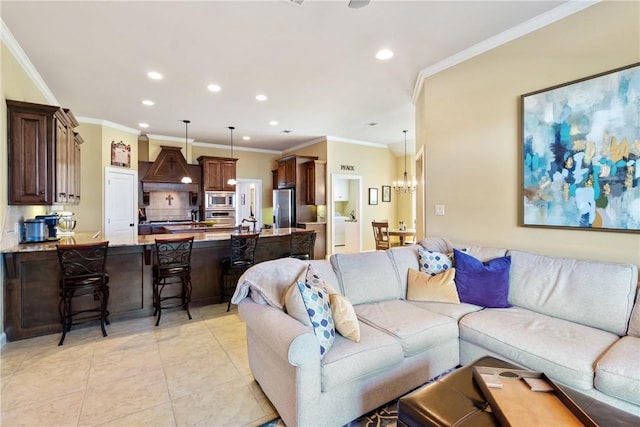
[521,63,640,233]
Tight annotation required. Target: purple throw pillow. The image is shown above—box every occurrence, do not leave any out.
[453,249,511,308]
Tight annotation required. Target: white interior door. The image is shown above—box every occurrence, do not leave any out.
[105,167,137,240]
[236,179,262,231]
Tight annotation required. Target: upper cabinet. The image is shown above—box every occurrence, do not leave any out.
[198,156,237,191]
[305,160,326,205]
[277,155,296,189]
[7,100,81,205]
[333,178,349,201]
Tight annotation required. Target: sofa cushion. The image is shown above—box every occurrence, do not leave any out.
[408,300,482,321]
[330,294,360,342]
[355,300,459,357]
[321,322,404,392]
[459,307,620,390]
[387,245,421,297]
[407,268,460,304]
[507,250,638,335]
[595,336,640,405]
[627,287,640,337]
[330,251,403,305]
[453,249,511,308]
[417,237,454,253]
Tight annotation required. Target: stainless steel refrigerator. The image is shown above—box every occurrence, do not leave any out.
[273,188,295,228]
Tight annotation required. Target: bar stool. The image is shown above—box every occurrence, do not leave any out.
[56,241,110,346]
[221,232,260,311]
[153,236,194,326]
[289,230,316,260]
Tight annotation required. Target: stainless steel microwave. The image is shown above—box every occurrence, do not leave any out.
[205,191,236,210]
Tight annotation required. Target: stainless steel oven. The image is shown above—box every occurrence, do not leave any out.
[205,191,236,210]
[204,209,236,226]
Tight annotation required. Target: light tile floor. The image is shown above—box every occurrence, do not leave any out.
[0,304,278,427]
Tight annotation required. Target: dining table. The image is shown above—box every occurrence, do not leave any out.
[388,228,417,245]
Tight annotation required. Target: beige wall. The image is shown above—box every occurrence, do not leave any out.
[1,41,53,343]
[327,139,397,250]
[416,1,640,266]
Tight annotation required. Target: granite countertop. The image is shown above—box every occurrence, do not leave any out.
[1,227,306,254]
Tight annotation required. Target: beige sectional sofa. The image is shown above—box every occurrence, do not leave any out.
[232,237,640,426]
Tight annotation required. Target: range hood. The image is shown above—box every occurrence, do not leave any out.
[141,145,199,192]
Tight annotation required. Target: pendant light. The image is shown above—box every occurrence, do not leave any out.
[392,130,416,194]
[181,120,192,184]
[227,126,237,186]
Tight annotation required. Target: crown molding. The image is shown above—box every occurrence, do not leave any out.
[411,0,600,104]
[326,135,388,149]
[192,140,282,155]
[76,117,141,135]
[1,19,58,105]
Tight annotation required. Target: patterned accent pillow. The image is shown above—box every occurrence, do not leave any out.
[297,279,335,358]
[284,264,336,358]
[417,247,468,276]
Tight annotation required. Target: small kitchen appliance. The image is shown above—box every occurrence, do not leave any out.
[35,214,60,239]
[205,191,236,210]
[23,218,46,243]
[56,211,77,235]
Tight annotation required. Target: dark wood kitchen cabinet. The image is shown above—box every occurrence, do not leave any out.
[277,155,296,189]
[7,100,81,205]
[305,160,326,205]
[198,156,237,191]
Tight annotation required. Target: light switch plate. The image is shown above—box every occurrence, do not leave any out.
[435,204,445,216]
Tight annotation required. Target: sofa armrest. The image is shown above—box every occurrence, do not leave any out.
[237,297,320,366]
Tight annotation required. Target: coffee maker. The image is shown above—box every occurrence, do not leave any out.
[35,215,60,240]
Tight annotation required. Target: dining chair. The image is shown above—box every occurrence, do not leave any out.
[372,221,401,250]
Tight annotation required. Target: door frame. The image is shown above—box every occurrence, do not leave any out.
[330,174,362,254]
[415,146,425,240]
[235,178,263,230]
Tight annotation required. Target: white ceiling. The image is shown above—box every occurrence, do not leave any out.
[2,0,577,155]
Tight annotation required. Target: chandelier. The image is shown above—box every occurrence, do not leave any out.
[393,130,416,194]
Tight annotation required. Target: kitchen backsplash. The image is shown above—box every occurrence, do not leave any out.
[144,191,195,222]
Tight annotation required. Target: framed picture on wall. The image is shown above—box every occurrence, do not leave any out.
[382,185,391,202]
[521,63,640,233]
[368,187,378,205]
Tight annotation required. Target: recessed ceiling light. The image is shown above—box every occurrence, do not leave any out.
[142,100,155,106]
[139,122,149,128]
[375,49,394,60]
[147,71,163,80]
[269,120,278,126]
[207,84,221,92]
[256,94,268,101]
[242,136,251,141]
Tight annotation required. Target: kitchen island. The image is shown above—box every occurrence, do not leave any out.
[2,228,300,341]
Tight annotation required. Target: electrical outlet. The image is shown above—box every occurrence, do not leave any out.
[435,204,445,216]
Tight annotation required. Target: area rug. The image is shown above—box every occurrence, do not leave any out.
[259,368,456,427]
